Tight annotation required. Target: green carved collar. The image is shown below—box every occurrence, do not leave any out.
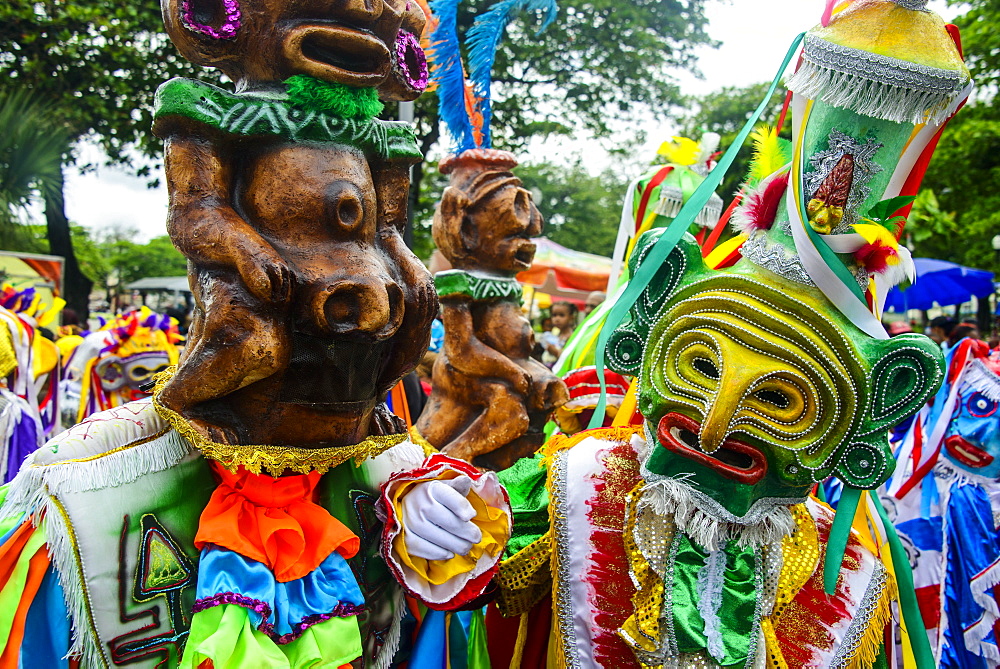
[434,270,522,302]
[152,77,420,161]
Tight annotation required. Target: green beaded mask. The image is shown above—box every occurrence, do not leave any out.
[607,232,944,517]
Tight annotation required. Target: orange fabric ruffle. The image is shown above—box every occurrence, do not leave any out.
[195,463,359,583]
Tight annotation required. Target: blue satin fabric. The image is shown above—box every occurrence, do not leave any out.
[196,545,365,636]
[20,566,70,669]
[941,482,1000,668]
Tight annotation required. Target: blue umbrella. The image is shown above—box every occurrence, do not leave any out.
[885,258,995,312]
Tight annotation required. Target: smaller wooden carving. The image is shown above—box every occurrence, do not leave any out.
[416,149,568,470]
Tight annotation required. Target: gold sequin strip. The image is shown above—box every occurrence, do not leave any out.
[496,531,553,617]
[151,367,406,476]
[620,481,676,663]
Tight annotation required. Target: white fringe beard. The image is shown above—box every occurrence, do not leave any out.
[636,477,797,551]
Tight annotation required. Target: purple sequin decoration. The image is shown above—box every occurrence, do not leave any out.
[192,594,364,645]
[394,32,428,92]
[192,592,272,620]
[180,0,241,40]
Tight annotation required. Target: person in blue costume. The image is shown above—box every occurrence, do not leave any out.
[882,338,1000,666]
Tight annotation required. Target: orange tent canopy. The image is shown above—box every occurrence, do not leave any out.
[516,239,611,294]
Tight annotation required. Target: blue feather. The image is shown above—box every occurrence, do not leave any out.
[466,0,558,147]
[429,0,476,153]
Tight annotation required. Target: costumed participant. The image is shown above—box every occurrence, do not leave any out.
[553,134,725,377]
[59,307,183,423]
[488,1,970,667]
[552,367,630,435]
[413,0,568,471]
[0,0,512,666]
[0,286,63,482]
[881,339,1000,666]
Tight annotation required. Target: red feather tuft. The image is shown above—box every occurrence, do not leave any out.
[853,240,895,274]
[734,172,789,234]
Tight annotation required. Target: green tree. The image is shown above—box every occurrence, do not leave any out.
[407,0,714,253]
[517,161,628,257]
[680,81,790,203]
[0,0,206,319]
[0,91,70,249]
[916,0,1000,273]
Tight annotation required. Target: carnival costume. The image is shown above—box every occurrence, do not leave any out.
[0,286,63,483]
[882,339,1000,665]
[0,0,512,665]
[488,1,970,667]
[59,307,183,424]
[554,135,725,377]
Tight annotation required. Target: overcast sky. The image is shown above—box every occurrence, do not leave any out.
[60,0,959,242]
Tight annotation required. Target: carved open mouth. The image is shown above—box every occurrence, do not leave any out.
[944,435,995,469]
[656,412,768,484]
[284,24,391,87]
[280,332,391,406]
[513,240,536,269]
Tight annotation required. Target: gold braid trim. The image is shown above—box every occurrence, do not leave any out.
[496,531,553,617]
[151,367,405,476]
[409,426,438,457]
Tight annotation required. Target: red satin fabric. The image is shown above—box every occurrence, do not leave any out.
[195,463,359,583]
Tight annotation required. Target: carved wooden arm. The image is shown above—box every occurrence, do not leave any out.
[163,134,290,303]
[441,302,530,396]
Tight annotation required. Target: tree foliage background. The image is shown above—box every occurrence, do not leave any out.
[0,0,205,318]
[407,0,714,255]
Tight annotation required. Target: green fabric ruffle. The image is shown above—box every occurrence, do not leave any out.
[180,604,362,669]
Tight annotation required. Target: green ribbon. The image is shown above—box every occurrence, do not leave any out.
[869,490,934,668]
[587,32,806,430]
[823,485,861,594]
[823,487,933,668]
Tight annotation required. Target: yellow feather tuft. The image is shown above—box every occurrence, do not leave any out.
[657,136,701,166]
[747,125,788,186]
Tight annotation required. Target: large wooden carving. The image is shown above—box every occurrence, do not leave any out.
[154,0,436,447]
[416,149,568,470]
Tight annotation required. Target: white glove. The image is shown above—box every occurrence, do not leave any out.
[401,477,484,561]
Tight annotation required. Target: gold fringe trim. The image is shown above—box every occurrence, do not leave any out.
[151,367,405,476]
[409,427,438,457]
[496,531,553,617]
[540,426,643,470]
[509,612,530,669]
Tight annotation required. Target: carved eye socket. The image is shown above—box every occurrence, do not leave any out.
[755,388,790,409]
[692,357,719,380]
[326,181,365,232]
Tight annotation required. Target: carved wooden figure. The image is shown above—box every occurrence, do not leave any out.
[154,0,436,447]
[416,149,568,470]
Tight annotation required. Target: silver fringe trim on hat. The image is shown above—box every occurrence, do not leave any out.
[653,187,725,229]
[786,34,969,125]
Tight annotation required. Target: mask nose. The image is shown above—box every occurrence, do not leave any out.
[312,277,404,340]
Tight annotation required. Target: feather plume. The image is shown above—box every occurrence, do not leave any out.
[730,170,789,235]
[746,125,792,188]
[429,0,476,152]
[466,0,558,148]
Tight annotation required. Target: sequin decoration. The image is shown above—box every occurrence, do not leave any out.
[496,531,553,617]
[180,0,241,39]
[152,367,406,475]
